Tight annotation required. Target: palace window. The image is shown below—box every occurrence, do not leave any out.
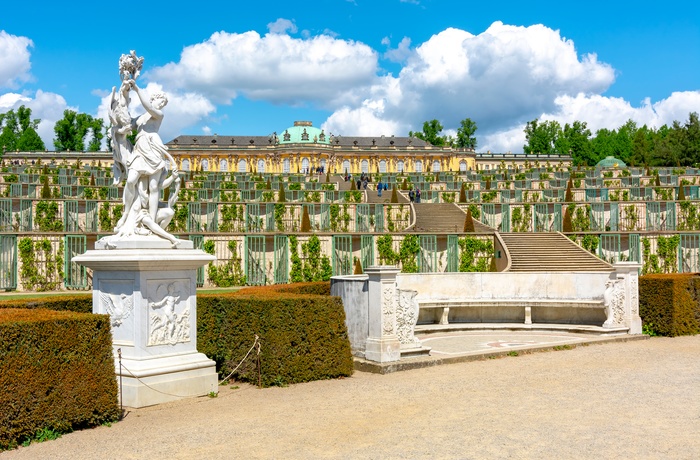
[361,160,369,173]
[238,159,247,173]
[415,160,423,173]
[283,158,291,173]
[397,160,404,173]
[379,160,387,173]
[342,160,350,173]
[301,158,310,173]
[320,159,327,172]
[459,161,467,172]
[432,160,440,172]
[181,159,190,171]
[257,159,265,173]
[201,159,209,171]
[219,159,228,172]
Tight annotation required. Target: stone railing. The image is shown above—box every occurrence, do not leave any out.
[331,263,642,364]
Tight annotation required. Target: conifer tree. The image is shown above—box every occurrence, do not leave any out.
[459,182,467,203]
[391,186,398,203]
[463,208,475,232]
[301,206,311,232]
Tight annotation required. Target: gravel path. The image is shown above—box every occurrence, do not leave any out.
[3,336,699,460]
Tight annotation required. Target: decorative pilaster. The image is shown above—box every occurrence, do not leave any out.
[364,266,402,362]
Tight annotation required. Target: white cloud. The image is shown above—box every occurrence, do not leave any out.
[323,98,400,137]
[323,21,618,150]
[149,31,378,106]
[383,37,412,63]
[477,90,700,153]
[267,18,297,35]
[0,31,33,88]
[96,82,216,144]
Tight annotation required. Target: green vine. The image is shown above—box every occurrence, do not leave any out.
[458,236,494,272]
[35,201,63,232]
[203,239,245,287]
[18,237,61,291]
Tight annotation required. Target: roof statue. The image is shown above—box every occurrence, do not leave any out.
[100,51,182,249]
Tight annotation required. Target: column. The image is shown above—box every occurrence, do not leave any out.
[364,266,402,363]
[613,262,642,334]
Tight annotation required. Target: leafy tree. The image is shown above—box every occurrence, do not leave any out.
[455,118,478,149]
[523,119,560,155]
[53,110,104,151]
[409,119,446,146]
[557,121,593,166]
[0,106,45,152]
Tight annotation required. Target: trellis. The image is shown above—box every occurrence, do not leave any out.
[332,235,353,276]
[0,235,17,290]
[245,235,266,285]
[273,235,289,284]
[418,235,437,273]
[64,235,88,289]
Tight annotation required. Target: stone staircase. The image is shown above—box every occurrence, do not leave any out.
[412,203,493,233]
[499,232,614,272]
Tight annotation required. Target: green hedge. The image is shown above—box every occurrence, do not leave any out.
[0,309,120,450]
[198,284,353,386]
[1,282,353,390]
[639,274,700,336]
[0,295,92,313]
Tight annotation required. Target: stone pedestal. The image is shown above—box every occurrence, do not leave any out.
[613,262,643,335]
[364,266,402,363]
[74,240,217,408]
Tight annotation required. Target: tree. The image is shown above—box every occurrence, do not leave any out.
[557,121,593,166]
[409,119,446,146]
[53,110,104,151]
[523,119,560,155]
[455,118,478,149]
[0,106,45,152]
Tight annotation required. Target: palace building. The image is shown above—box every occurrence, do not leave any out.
[166,121,479,174]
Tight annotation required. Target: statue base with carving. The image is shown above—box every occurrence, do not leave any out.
[74,243,217,408]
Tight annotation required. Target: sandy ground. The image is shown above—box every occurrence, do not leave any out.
[3,336,700,460]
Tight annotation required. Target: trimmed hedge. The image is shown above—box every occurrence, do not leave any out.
[0,295,92,313]
[1,282,352,390]
[0,309,120,450]
[198,283,353,386]
[639,274,700,336]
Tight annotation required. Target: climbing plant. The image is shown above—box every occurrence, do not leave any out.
[35,201,63,232]
[203,239,245,287]
[458,236,493,272]
[18,237,62,291]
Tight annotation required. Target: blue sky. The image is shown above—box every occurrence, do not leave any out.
[1,0,699,152]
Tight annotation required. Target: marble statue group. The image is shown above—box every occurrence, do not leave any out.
[105,50,180,248]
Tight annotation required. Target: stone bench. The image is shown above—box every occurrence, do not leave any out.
[418,299,606,326]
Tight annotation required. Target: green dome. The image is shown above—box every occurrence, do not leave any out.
[596,156,627,168]
[279,121,330,144]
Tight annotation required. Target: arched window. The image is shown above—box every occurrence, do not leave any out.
[459,161,467,172]
[320,159,327,173]
[301,158,310,173]
[201,159,209,171]
[238,159,247,173]
[397,160,404,173]
[283,158,291,174]
[361,160,369,173]
[342,160,351,173]
[181,159,191,171]
[432,160,440,172]
[257,159,265,173]
[219,159,228,172]
[415,160,423,173]
[379,160,387,173]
